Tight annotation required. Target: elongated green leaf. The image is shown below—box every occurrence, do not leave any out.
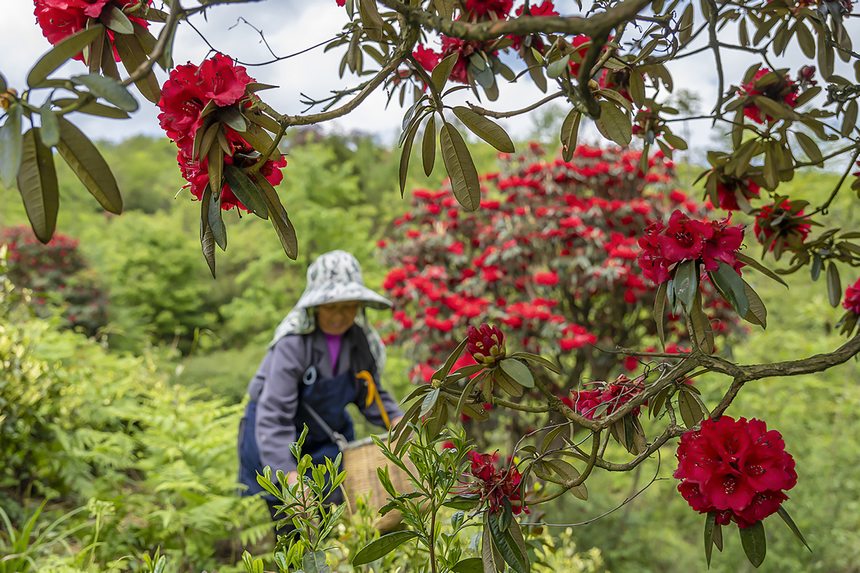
[38,106,60,147]
[826,261,841,307]
[452,106,514,153]
[17,128,59,243]
[399,119,420,197]
[103,5,134,34]
[795,131,823,164]
[673,260,698,311]
[691,291,715,354]
[595,100,632,146]
[711,263,749,317]
[71,74,139,112]
[736,252,788,287]
[0,103,24,188]
[255,174,298,260]
[487,513,528,573]
[352,531,418,565]
[223,165,268,218]
[740,521,767,567]
[678,388,704,428]
[777,507,812,552]
[499,358,534,389]
[560,108,581,162]
[422,115,437,176]
[482,523,505,573]
[200,189,217,278]
[208,189,227,250]
[219,106,248,132]
[420,387,440,418]
[654,280,667,345]
[52,97,130,119]
[742,280,767,328]
[113,33,161,104]
[431,52,459,92]
[28,25,104,86]
[56,117,122,213]
[440,123,480,211]
[704,512,717,567]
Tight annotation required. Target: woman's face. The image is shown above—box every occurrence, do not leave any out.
[316,301,360,335]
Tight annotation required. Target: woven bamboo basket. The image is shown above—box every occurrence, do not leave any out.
[340,436,412,530]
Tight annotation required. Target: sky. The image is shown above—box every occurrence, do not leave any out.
[1,1,856,155]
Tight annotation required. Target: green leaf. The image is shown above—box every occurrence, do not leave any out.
[451,557,484,573]
[102,5,134,34]
[56,117,122,214]
[113,33,161,104]
[795,131,823,164]
[223,165,268,218]
[419,387,440,418]
[777,507,812,553]
[431,52,459,92]
[704,512,717,567]
[200,190,217,278]
[560,108,581,162]
[52,97,130,119]
[0,72,6,92]
[440,123,481,211]
[691,291,715,354]
[352,531,418,565]
[482,523,505,573]
[487,513,529,573]
[208,189,227,250]
[38,106,60,147]
[399,119,420,197]
[826,261,841,307]
[452,106,515,153]
[302,551,330,573]
[740,520,767,568]
[0,103,24,188]
[711,263,749,317]
[742,279,767,328]
[28,25,104,86]
[17,128,59,243]
[654,280,667,346]
[422,115,436,177]
[673,260,698,311]
[499,358,534,389]
[736,252,788,287]
[255,174,298,260]
[678,388,704,429]
[219,107,248,132]
[595,101,632,147]
[546,55,570,79]
[71,74,139,112]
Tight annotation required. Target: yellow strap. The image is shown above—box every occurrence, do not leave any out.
[356,370,391,429]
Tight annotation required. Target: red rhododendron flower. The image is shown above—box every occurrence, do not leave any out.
[466,323,506,364]
[34,0,152,61]
[412,45,442,73]
[566,375,644,419]
[675,416,797,528]
[637,210,744,284]
[843,278,860,315]
[738,68,799,125]
[753,199,811,252]
[716,178,760,211]
[465,451,527,514]
[534,271,559,286]
[464,0,513,19]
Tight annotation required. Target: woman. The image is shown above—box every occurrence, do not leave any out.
[237,250,403,524]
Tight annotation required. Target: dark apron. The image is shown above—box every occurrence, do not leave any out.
[237,368,359,502]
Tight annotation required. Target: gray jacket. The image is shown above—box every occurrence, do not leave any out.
[247,327,402,474]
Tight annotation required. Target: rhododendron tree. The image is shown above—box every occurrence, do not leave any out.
[2,0,860,569]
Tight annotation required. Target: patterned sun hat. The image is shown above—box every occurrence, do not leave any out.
[293,250,392,310]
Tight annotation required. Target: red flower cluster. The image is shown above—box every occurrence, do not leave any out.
[561,375,644,419]
[675,416,797,528]
[509,0,558,51]
[464,0,514,19]
[157,54,286,211]
[753,199,811,252]
[637,210,744,284]
[34,0,152,61]
[466,451,527,514]
[716,177,760,212]
[738,68,799,124]
[843,278,860,315]
[466,323,506,365]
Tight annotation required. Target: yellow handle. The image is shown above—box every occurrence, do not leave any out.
[356,370,391,429]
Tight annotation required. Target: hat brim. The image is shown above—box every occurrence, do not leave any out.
[294,281,392,310]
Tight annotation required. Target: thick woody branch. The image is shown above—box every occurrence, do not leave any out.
[376,0,651,41]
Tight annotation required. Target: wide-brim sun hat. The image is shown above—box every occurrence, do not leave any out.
[293,250,392,310]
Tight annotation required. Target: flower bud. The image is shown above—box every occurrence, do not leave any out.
[465,323,506,365]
